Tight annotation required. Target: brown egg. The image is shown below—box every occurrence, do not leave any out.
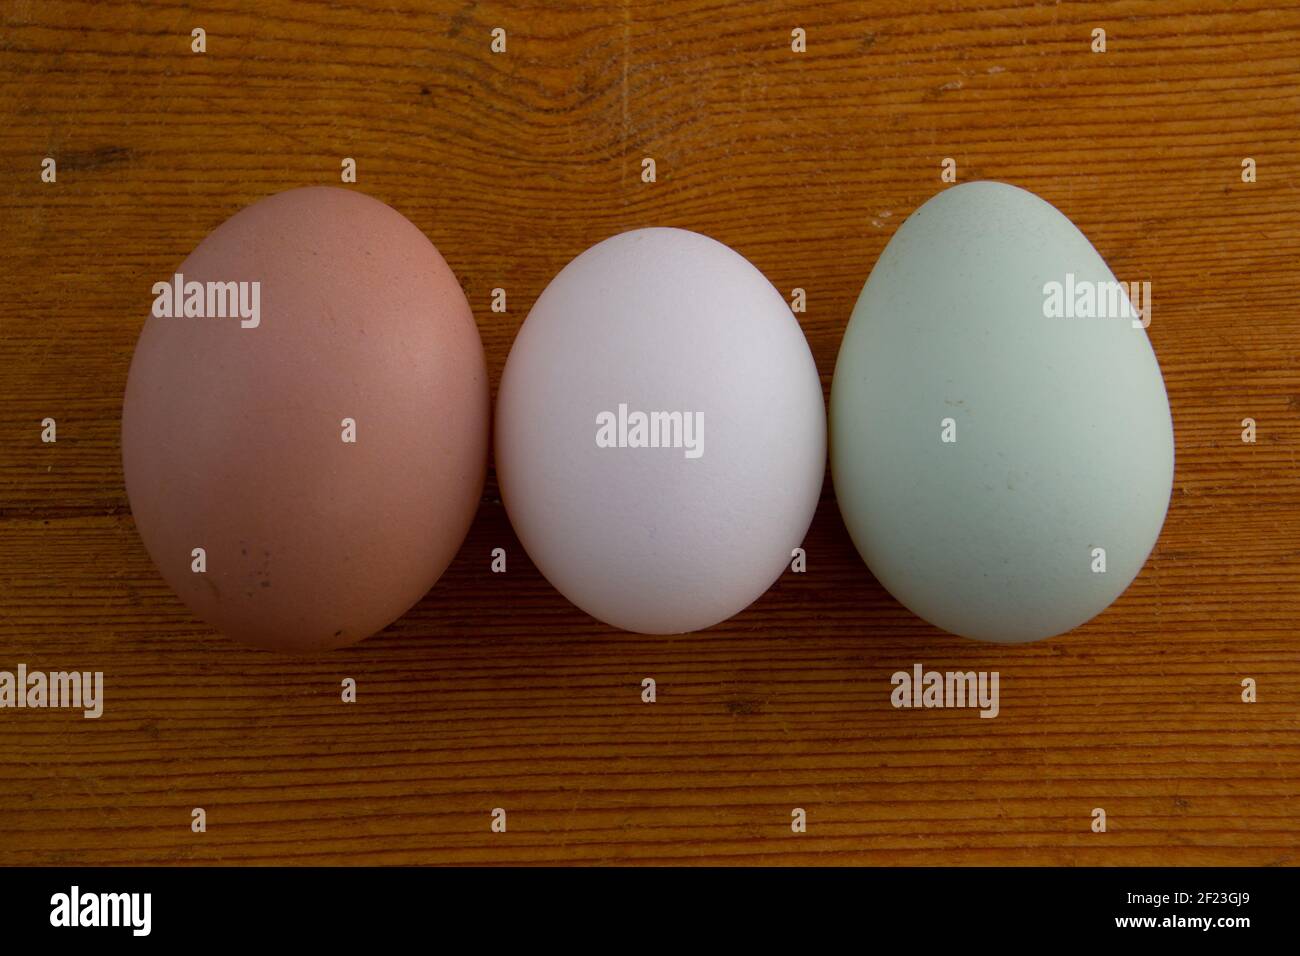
[122,187,488,652]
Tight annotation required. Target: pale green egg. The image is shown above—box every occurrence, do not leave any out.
[831,181,1174,643]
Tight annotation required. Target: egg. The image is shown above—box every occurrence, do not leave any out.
[831,181,1173,643]
[495,227,826,634]
[122,187,489,653]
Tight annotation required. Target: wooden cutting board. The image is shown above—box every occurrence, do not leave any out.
[0,0,1297,865]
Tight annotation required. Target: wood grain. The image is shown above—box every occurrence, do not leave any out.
[1,0,1298,865]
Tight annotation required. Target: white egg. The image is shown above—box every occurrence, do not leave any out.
[831,182,1174,643]
[496,227,826,634]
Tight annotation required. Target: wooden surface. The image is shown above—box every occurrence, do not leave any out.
[1,0,1298,866]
